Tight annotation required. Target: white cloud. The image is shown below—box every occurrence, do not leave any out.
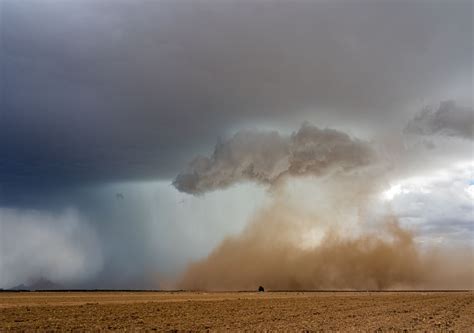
[381,163,474,247]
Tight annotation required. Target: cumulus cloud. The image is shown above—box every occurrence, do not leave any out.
[174,123,375,194]
[0,208,103,288]
[405,101,473,140]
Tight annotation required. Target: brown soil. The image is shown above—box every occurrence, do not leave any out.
[0,291,472,331]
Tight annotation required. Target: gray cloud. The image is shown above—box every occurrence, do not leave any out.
[174,123,375,194]
[405,101,473,140]
[1,0,472,198]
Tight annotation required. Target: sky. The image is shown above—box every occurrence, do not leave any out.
[0,0,472,289]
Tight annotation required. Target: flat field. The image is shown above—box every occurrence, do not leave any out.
[0,291,472,331]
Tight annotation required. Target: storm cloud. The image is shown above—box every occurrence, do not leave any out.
[1,0,472,196]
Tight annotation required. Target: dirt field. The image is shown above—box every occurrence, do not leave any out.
[0,291,472,331]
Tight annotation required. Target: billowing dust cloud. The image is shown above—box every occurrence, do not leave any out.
[174,124,473,290]
[173,123,375,194]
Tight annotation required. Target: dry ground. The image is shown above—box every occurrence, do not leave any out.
[0,291,472,331]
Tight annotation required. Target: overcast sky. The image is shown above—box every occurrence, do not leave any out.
[0,0,472,289]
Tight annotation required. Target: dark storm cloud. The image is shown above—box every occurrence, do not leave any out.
[1,0,472,199]
[405,100,473,140]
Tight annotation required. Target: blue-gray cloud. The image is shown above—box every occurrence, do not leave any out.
[1,0,472,201]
